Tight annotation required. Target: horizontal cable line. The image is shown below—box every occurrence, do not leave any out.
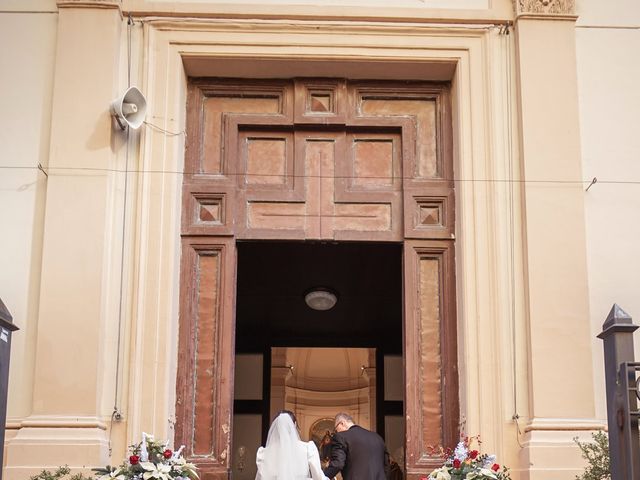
[1,164,639,185]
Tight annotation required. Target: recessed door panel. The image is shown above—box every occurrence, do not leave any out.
[178,79,457,480]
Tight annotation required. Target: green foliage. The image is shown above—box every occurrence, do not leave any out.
[574,431,611,480]
[29,466,94,480]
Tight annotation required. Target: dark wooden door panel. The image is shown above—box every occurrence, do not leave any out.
[404,240,459,475]
[178,79,457,480]
[175,237,236,479]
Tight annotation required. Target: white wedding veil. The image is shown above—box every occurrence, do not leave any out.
[258,412,307,480]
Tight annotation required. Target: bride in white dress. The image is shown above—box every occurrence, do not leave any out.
[256,410,329,480]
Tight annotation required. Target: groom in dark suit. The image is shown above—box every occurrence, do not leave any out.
[323,412,390,480]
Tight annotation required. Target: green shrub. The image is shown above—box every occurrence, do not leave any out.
[574,431,611,480]
[29,466,94,480]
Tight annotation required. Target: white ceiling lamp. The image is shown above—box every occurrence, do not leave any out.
[304,288,338,311]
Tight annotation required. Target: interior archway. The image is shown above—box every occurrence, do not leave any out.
[232,241,404,480]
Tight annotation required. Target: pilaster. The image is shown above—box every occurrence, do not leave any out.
[513,1,600,477]
[5,0,123,477]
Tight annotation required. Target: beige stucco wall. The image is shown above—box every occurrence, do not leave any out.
[2,0,130,474]
[0,0,57,456]
[3,0,635,479]
[575,0,640,428]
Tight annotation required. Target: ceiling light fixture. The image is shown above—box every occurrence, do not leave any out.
[304,288,338,311]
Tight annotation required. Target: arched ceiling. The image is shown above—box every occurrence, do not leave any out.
[286,347,371,391]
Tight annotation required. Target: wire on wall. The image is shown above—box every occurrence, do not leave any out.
[108,13,135,457]
[143,120,186,137]
[37,163,48,178]
[16,164,640,185]
[21,163,640,190]
[501,22,525,450]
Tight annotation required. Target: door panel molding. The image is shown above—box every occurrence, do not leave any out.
[175,237,236,478]
[178,79,458,479]
[403,240,459,473]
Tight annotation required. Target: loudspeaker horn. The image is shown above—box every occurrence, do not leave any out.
[110,86,147,130]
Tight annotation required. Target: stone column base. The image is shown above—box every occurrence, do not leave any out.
[518,420,606,480]
[4,417,110,480]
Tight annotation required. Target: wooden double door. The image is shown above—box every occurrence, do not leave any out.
[175,79,458,480]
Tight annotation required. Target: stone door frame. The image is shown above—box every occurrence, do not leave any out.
[128,18,522,480]
[175,77,458,478]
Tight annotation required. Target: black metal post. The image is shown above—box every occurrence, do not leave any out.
[597,304,640,480]
[0,298,18,480]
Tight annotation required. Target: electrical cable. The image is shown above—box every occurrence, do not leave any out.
[108,13,135,458]
[503,24,524,450]
[8,163,640,186]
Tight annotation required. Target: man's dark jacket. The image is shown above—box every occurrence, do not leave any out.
[323,425,390,480]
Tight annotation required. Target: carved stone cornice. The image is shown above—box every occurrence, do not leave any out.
[513,0,575,16]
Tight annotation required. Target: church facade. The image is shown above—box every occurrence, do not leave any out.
[2,1,639,479]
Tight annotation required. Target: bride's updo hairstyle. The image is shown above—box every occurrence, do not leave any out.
[276,409,297,426]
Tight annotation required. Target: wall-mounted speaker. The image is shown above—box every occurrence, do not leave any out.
[110,86,147,130]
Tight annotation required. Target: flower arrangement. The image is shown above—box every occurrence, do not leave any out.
[94,433,198,480]
[424,436,512,480]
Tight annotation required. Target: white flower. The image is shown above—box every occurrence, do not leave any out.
[453,441,468,462]
[99,468,126,480]
[466,470,497,480]
[181,462,199,479]
[482,455,496,468]
[141,462,172,480]
[171,446,185,461]
[140,433,154,462]
[170,456,198,479]
[428,467,451,480]
[479,468,498,479]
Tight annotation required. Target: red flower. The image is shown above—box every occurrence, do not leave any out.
[163,449,173,459]
[129,455,140,465]
[469,450,479,459]
[492,464,500,472]
[453,459,461,468]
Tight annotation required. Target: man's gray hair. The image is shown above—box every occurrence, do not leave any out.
[335,412,354,424]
